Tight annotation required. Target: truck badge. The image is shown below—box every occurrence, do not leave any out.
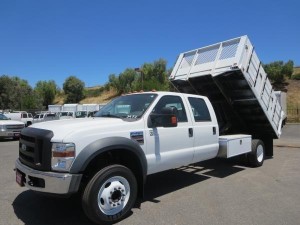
[21,144,27,151]
[130,131,144,144]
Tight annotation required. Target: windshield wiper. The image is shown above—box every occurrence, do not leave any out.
[100,113,123,119]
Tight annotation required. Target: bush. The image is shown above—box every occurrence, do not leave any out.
[291,73,300,80]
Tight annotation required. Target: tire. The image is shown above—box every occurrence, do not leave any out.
[82,164,137,224]
[248,139,265,167]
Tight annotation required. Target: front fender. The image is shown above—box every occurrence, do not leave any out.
[69,137,147,180]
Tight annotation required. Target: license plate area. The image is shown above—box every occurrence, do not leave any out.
[16,170,25,187]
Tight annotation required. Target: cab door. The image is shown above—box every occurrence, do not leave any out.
[145,95,195,174]
[187,96,219,163]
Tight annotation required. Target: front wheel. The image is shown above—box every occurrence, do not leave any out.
[248,139,265,167]
[82,164,137,224]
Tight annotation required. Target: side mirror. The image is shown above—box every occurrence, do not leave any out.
[148,107,178,128]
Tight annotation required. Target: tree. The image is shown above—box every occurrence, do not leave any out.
[35,80,58,107]
[263,60,295,84]
[118,69,136,93]
[282,60,294,79]
[139,58,169,91]
[63,76,85,103]
[106,58,170,94]
[0,75,16,110]
[0,75,42,110]
[108,70,138,94]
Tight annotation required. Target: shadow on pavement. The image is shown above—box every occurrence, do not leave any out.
[13,191,93,225]
[144,157,246,202]
[0,138,18,142]
[12,157,247,225]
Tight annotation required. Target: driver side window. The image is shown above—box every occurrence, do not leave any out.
[153,95,188,122]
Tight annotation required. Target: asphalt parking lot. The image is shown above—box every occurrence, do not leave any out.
[0,124,300,225]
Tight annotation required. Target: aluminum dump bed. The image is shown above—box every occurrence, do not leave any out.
[170,35,283,138]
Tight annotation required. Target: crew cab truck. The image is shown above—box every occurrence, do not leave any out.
[15,36,284,224]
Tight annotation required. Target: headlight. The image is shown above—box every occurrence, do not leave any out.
[0,125,6,131]
[51,143,75,171]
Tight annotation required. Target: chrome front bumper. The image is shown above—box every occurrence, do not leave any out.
[15,159,82,194]
[0,130,20,138]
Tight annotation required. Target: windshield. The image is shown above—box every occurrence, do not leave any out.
[94,94,157,119]
[0,114,9,120]
[60,112,73,117]
[75,111,87,118]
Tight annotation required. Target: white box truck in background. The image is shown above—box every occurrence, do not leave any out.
[48,104,104,118]
[48,105,62,113]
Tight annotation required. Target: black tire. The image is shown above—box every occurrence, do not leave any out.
[82,164,137,224]
[248,139,265,167]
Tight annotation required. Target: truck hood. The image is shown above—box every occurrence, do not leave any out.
[0,120,24,125]
[30,117,134,142]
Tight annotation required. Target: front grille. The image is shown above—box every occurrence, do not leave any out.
[6,124,25,131]
[19,128,53,171]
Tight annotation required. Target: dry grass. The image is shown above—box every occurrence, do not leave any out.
[287,79,300,107]
[293,67,300,75]
[53,89,119,105]
[80,89,118,104]
[85,85,102,90]
[286,78,300,122]
[53,95,65,105]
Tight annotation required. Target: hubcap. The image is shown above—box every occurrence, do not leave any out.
[257,144,264,163]
[97,176,130,215]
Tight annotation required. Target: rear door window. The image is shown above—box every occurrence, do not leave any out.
[188,97,211,122]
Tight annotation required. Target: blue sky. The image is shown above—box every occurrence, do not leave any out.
[1,0,299,88]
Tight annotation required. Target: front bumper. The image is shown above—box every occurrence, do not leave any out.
[0,130,20,138]
[15,159,82,194]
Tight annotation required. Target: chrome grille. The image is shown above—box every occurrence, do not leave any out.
[6,124,25,131]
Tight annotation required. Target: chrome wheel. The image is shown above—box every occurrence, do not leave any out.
[97,176,130,215]
[256,144,264,163]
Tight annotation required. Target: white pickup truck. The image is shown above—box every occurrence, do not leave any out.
[15,36,284,224]
[0,113,25,139]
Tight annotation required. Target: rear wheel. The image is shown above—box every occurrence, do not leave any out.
[248,139,265,167]
[82,164,137,224]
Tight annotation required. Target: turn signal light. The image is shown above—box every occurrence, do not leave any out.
[52,151,75,157]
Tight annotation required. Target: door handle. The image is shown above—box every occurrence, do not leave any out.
[213,127,216,135]
[188,128,193,137]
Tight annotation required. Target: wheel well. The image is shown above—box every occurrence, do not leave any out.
[81,149,145,198]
